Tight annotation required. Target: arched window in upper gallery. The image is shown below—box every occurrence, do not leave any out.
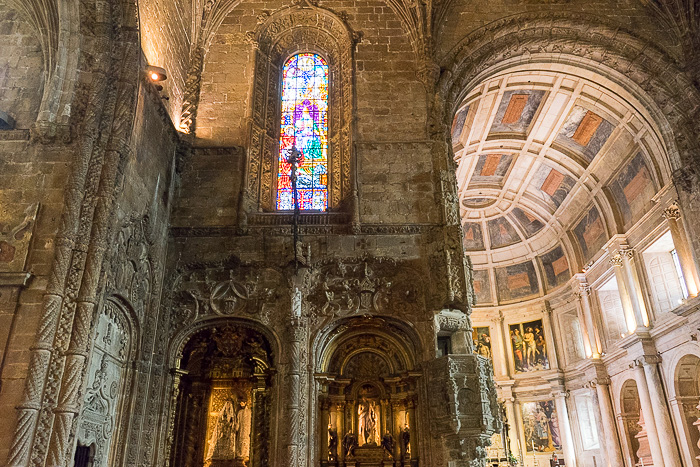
[277,53,329,211]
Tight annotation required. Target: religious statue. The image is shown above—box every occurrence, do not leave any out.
[381,431,395,458]
[205,395,252,465]
[401,425,411,459]
[328,424,338,460]
[357,400,379,445]
[343,431,358,458]
[205,398,239,462]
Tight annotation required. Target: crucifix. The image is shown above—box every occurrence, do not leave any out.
[287,146,303,271]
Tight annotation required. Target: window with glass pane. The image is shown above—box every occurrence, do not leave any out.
[277,53,329,211]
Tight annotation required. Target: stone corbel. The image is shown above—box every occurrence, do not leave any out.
[0,271,32,288]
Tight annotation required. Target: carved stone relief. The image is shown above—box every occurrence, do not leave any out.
[305,258,425,321]
[167,264,288,337]
[76,300,131,467]
[0,203,38,272]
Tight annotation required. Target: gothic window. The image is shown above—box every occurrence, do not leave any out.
[277,53,329,211]
[244,7,355,220]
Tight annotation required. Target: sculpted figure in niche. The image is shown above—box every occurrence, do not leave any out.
[205,395,252,464]
[343,431,357,457]
[328,424,338,460]
[381,431,394,458]
[358,399,379,445]
[401,425,411,458]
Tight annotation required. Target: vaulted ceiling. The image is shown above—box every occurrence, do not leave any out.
[452,67,671,306]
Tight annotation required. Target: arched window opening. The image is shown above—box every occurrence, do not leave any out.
[277,53,329,211]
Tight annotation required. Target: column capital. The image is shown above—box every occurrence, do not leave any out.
[585,377,611,389]
[609,253,623,267]
[619,245,635,260]
[631,354,662,368]
[576,282,592,298]
[491,310,505,324]
[552,389,570,400]
[662,203,681,221]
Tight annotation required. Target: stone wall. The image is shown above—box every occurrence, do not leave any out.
[0,0,44,129]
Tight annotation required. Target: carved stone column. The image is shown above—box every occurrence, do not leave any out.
[590,379,624,467]
[553,391,576,467]
[637,356,682,467]
[284,318,306,466]
[320,397,331,463]
[502,394,521,462]
[663,203,700,297]
[164,368,187,466]
[631,360,665,467]
[574,274,601,357]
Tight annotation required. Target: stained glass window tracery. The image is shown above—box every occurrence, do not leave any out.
[277,53,329,211]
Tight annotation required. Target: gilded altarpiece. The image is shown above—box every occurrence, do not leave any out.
[317,319,421,467]
[170,326,273,467]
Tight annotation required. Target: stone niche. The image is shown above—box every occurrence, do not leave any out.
[170,324,274,467]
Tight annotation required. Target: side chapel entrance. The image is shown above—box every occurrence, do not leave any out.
[318,318,420,467]
[169,324,274,467]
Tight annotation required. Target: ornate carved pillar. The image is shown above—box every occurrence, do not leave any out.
[553,391,576,467]
[609,251,644,332]
[406,396,418,459]
[637,356,682,467]
[590,379,624,467]
[574,274,601,357]
[663,203,700,297]
[632,360,665,467]
[542,303,560,369]
[285,318,306,466]
[164,368,187,466]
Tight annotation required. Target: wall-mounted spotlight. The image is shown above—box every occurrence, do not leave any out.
[146,65,167,82]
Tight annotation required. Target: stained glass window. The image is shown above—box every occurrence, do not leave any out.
[277,53,329,211]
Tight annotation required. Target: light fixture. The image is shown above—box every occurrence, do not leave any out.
[146,65,167,82]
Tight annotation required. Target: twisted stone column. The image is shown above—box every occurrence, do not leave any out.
[284,318,305,466]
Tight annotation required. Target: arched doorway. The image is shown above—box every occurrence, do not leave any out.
[316,317,420,466]
[619,380,643,467]
[75,298,138,467]
[673,354,700,466]
[169,323,275,467]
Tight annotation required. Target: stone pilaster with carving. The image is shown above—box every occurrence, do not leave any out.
[424,354,501,466]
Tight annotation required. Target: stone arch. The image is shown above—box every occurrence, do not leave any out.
[672,354,700,465]
[314,316,421,463]
[442,18,692,281]
[438,13,700,174]
[618,379,642,466]
[242,3,357,221]
[75,296,140,467]
[166,317,280,467]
